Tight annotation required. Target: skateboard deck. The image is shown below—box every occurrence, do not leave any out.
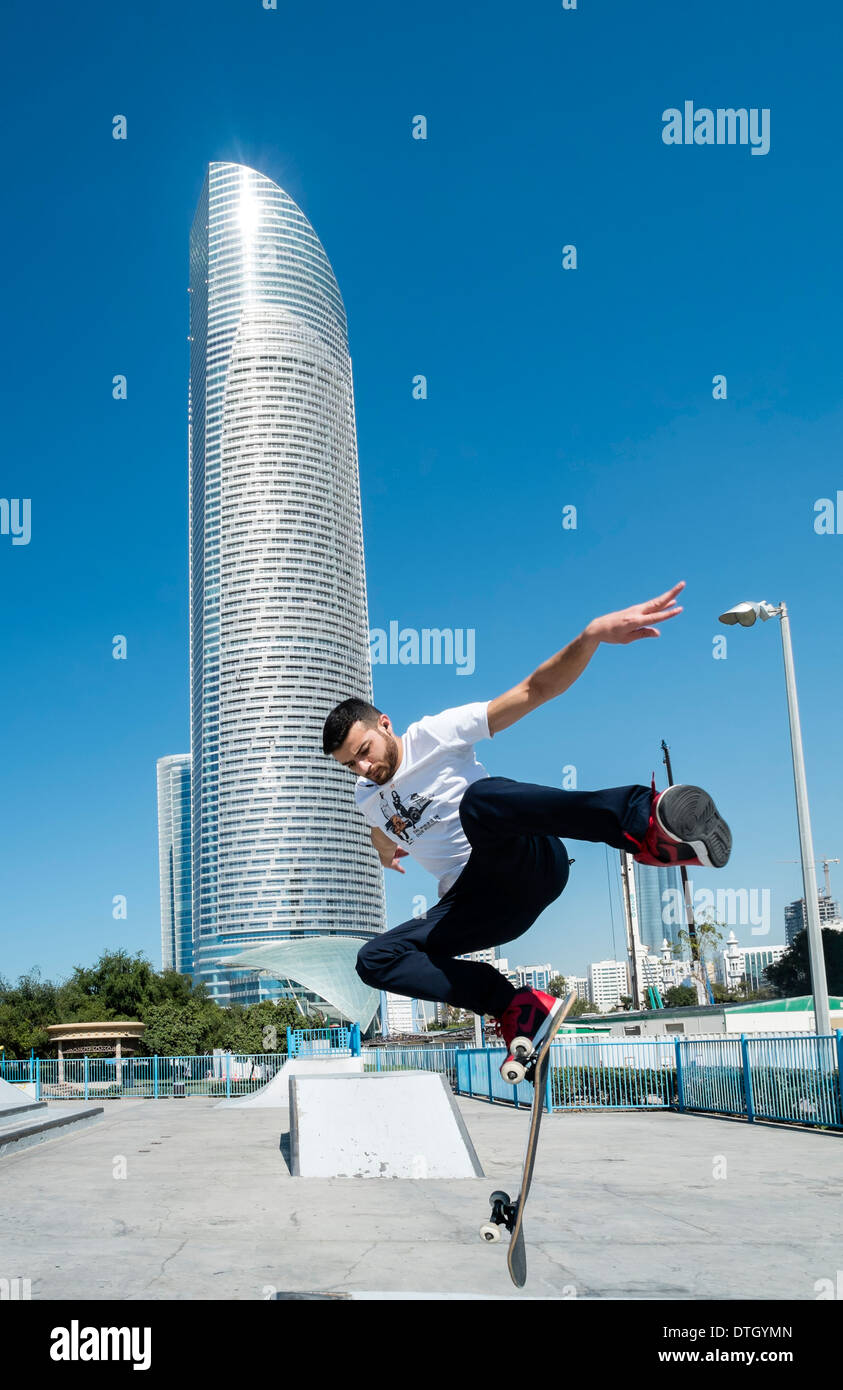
[481,990,577,1288]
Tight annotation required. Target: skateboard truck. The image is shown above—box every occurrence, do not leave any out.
[500,1035,542,1086]
[479,1190,516,1243]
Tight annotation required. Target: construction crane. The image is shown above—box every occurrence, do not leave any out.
[777,856,840,898]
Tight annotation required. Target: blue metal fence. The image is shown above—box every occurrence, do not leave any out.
[12,1053,287,1101]
[363,1046,460,1088]
[744,1032,841,1127]
[456,1037,676,1112]
[454,1032,843,1130]
[675,1037,746,1117]
[287,1024,360,1058]
[2,1043,460,1099]
[1,1058,35,1084]
[4,1030,841,1130]
[551,1036,677,1110]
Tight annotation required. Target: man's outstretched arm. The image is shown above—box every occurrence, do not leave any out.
[486,581,685,736]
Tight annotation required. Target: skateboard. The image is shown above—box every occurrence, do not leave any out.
[480,990,577,1287]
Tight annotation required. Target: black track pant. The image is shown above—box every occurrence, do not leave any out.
[355,776,651,1016]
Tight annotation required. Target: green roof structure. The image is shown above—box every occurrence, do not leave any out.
[725,996,843,1014]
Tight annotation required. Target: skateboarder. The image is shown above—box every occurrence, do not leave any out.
[322,581,731,1074]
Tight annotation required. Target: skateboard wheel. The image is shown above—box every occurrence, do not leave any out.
[480,1223,502,1243]
[500,1058,527,1084]
[510,1035,533,1059]
[489,1190,511,1206]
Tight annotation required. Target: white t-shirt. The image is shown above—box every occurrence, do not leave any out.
[355,702,492,898]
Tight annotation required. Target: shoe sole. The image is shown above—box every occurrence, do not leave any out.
[657,784,732,869]
[523,996,566,1054]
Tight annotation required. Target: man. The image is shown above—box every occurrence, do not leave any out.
[322,581,731,1077]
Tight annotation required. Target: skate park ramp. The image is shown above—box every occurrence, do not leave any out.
[215,1057,364,1109]
[0,1075,47,1119]
[289,1071,485,1178]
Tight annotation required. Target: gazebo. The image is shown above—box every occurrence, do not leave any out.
[47,1022,146,1082]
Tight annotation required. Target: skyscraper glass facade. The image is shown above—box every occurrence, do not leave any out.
[633,861,685,954]
[188,162,385,1003]
[156,754,193,974]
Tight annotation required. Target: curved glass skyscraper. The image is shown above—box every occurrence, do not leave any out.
[156,754,193,974]
[633,861,684,954]
[188,161,385,1004]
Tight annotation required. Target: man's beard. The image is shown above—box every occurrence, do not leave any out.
[378,731,400,782]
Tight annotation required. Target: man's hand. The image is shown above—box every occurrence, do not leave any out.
[384,846,409,874]
[370,825,409,872]
[585,580,685,644]
[487,580,687,735]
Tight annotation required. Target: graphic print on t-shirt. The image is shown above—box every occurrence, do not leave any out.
[354,701,491,898]
[380,788,437,843]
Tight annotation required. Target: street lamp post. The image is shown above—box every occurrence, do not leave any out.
[718,600,831,1037]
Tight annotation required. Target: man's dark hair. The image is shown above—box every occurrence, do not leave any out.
[322,698,383,756]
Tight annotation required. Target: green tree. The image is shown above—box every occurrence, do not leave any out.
[765,928,843,998]
[548,975,593,1016]
[210,999,325,1054]
[711,982,740,1004]
[676,915,724,972]
[141,999,214,1056]
[663,985,697,1008]
[0,969,60,1057]
[0,949,329,1059]
[54,949,196,1021]
[567,996,593,1018]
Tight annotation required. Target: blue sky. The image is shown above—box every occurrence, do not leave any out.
[2,0,842,989]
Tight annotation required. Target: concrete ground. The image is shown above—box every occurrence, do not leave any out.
[2,1095,840,1300]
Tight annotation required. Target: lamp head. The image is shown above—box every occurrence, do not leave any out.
[718,600,778,626]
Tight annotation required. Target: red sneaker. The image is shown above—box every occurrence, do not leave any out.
[625,779,732,869]
[494,989,565,1082]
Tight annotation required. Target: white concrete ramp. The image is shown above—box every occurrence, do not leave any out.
[216,1056,364,1109]
[0,1076,46,1120]
[289,1071,484,1178]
